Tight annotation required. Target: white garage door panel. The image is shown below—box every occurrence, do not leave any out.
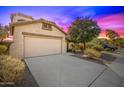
[24,36,62,57]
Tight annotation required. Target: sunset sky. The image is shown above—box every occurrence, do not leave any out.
[0,6,124,38]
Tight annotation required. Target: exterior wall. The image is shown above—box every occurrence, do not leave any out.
[10,23,67,58]
[12,15,33,23]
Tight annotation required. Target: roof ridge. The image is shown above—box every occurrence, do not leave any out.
[11,13,34,21]
[10,13,67,35]
[40,18,56,24]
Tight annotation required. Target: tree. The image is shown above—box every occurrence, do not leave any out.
[0,24,7,42]
[68,17,100,51]
[4,25,10,37]
[106,29,120,40]
[0,24,3,31]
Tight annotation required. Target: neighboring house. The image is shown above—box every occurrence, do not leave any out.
[9,13,67,58]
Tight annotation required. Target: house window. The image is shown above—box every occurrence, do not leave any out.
[42,23,52,31]
[17,19,26,22]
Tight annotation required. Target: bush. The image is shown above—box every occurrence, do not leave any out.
[0,55,25,84]
[0,45,7,55]
[84,48,101,58]
[86,38,107,51]
[78,43,84,51]
[86,42,103,51]
[98,38,109,45]
[86,43,92,48]
[112,38,124,47]
[93,44,103,51]
[70,43,81,52]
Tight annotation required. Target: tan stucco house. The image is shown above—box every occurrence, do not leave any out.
[9,13,67,58]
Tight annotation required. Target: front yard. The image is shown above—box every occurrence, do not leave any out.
[70,50,117,66]
[15,62,38,87]
[0,31,124,87]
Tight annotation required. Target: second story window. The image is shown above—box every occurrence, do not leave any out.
[17,19,26,22]
[42,23,52,31]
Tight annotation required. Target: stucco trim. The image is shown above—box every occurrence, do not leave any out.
[22,32,63,39]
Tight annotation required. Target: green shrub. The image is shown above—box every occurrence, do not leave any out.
[86,42,103,51]
[112,38,124,47]
[98,38,109,45]
[84,48,101,58]
[70,43,81,52]
[0,55,25,84]
[0,45,7,55]
[93,44,103,51]
[70,43,75,52]
[86,42,93,48]
[79,43,84,51]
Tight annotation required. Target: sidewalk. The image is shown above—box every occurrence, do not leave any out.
[105,49,124,78]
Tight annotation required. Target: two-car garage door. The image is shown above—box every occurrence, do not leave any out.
[24,35,62,58]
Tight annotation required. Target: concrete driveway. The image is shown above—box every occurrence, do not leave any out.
[105,49,124,78]
[25,54,124,87]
